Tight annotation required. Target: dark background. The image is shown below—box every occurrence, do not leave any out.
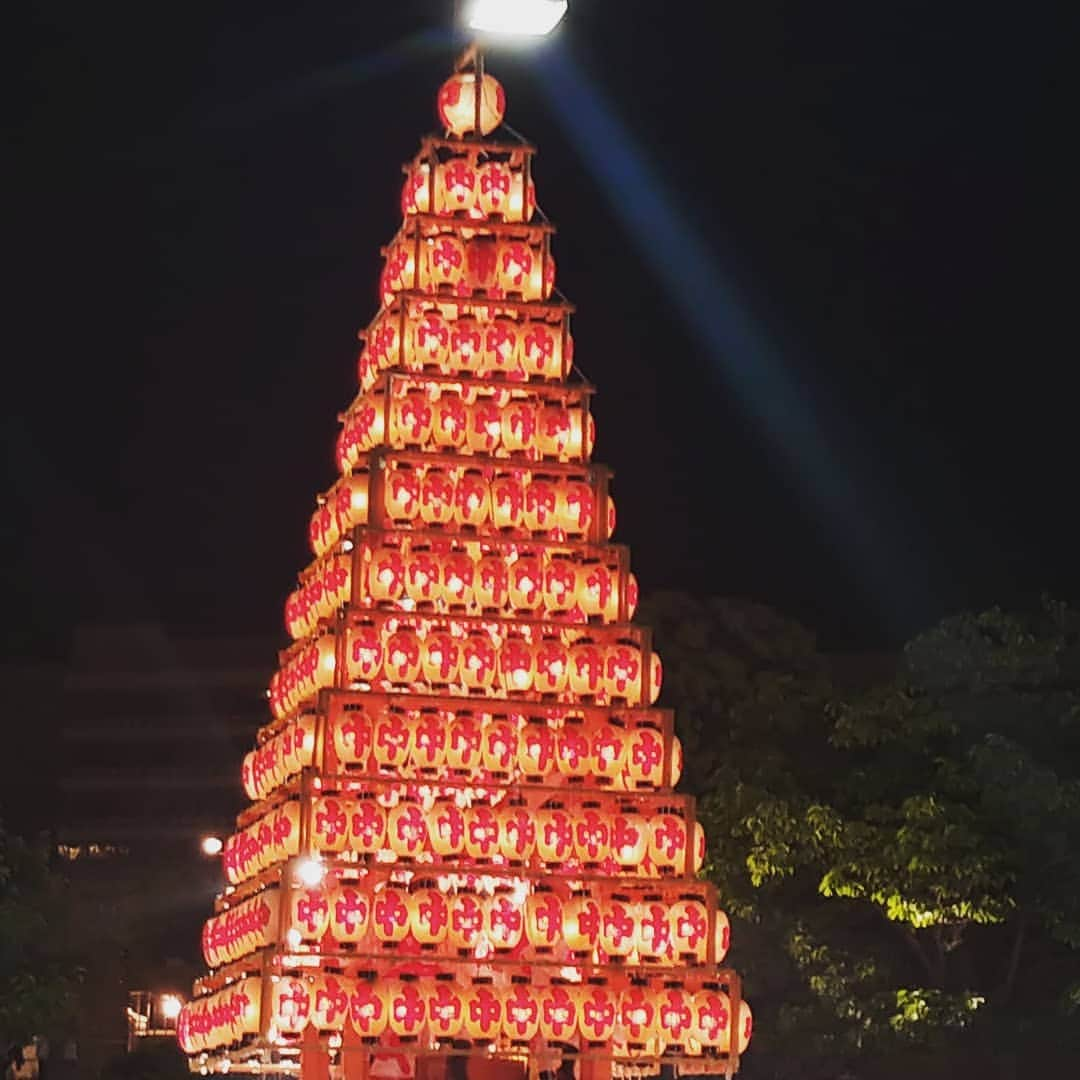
[3,0,1077,976]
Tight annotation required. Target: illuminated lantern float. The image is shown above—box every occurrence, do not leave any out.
[185,61,752,1080]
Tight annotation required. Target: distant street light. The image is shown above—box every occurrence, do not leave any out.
[200,835,223,856]
[160,994,183,1021]
[463,0,568,37]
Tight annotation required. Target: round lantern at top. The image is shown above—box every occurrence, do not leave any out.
[437,73,506,137]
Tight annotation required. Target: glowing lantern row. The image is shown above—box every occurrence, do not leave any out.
[338,623,661,705]
[284,553,351,639]
[293,796,692,877]
[268,636,338,719]
[359,312,573,394]
[337,387,588,466]
[380,235,555,307]
[176,978,262,1054]
[437,72,505,137]
[332,708,678,789]
[310,469,615,559]
[241,714,316,802]
[275,878,727,966]
[259,972,751,1056]
[222,802,300,885]
[401,158,536,222]
[362,544,633,622]
[307,475,369,558]
[201,890,280,969]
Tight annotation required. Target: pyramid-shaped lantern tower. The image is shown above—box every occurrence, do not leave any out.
[180,59,753,1080]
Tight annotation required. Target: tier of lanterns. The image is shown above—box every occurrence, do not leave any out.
[181,972,751,1060]
[184,66,751,1077]
[307,462,616,559]
[202,877,727,971]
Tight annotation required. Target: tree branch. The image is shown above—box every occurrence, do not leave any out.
[998,912,1028,1005]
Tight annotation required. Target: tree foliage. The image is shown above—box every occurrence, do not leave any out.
[645,591,1080,1079]
[0,824,84,1049]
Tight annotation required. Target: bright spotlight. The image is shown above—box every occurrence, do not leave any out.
[295,857,325,887]
[200,836,223,857]
[160,994,183,1021]
[464,0,568,37]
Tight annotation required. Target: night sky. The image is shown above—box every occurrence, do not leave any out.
[7,0,1077,665]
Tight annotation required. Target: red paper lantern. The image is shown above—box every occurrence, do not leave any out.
[329,884,371,945]
[483,319,521,378]
[426,234,466,290]
[535,638,571,695]
[691,819,706,873]
[289,886,330,942]
[384,467,421,521]
[437,72,506,138]
[497,241,534,295]
[387,801,429,860]
[391,389,433,445]
[524,477,558,532]
[538,983,578,1044]
[464,804,499,860]
[543,555,577,613]
[405,546,441,605]
[573,806,611,866]
[427,799,466,858]
[603,640,643,703]
[734,997,753,1053]
[656,986,694,1046]
[619,986,661,1047]
[669,897,709,961]
[611,811,649,868]
[520,322,561,380]
[349,799,387,856]
[437,159,476,214]
[454,469,490,528]
[599,895,636,958]
[461,980,502,1041]
[536,806,574,864]
[509,555,543,611]
[448,894,485,955]
[485,891,524,951]
[372,888,411,945]
[476,160,513,216]
[524,890,563,951]
[313,797,351,854]
[372,709,412,770]
[270,977,311,1036]
[491,473,526,529]
[441,551,475,609]
[411,707,450,768]
[432,392,468,449]
[517,722,556,780]
[461,629,497,691]
[636,898,674,963]
[625,724,665,788]
[426,979,464,1039]
[576,984,617,1043]
[408,887,450,947]
[555,718,591,777]
[449,317,484,374]
[464,238,499,295]
[384,628,422,683]
[475,553,509,610]
[690,988,729,1050]
[420,468,456,526]
[500,634,535,692]
[367,546,406,603]
[466,399,501,454]
[481,715,517,773]
[501,983,540,1043]
[446,713,483,772]
[401,163,431,216]
[348,980,388,1040]
[649,813,688,873]
[347,623,383,683]
[498,802,537,862]
[569,640,604,697]
[384,978,426,1038]
[560,479,594,537]
[421,631,461,686]
[500,399,536,453]
[715,908,731,962]
[310,974,351,1031]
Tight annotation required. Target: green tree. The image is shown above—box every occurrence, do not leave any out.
[647,592,1080,1079]
[0,824,84,1050]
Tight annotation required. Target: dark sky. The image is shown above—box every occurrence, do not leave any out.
[6,0,1077,659]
